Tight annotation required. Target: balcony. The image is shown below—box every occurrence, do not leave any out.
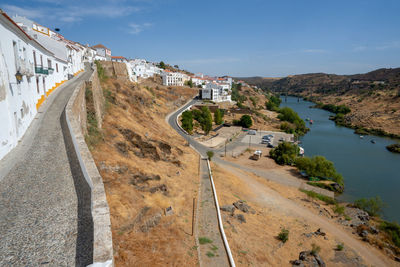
[35,66,49,75]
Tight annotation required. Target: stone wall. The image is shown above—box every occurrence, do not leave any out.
[87,66,105,129]
[65,67,113,266]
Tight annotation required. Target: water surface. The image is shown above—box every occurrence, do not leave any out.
[280,96,400,223]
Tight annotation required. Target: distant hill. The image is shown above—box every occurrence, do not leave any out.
[238,68,400,95]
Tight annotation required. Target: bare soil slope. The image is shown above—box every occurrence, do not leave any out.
[90,62,200,266]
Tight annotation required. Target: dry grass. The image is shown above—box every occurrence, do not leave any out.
[90,62,201,266]
[211,163,368,266]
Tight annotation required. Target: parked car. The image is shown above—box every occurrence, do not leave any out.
[261,139,269,144]
[248,130,257,135]
[267,142,274,148]
[262,135,270,140]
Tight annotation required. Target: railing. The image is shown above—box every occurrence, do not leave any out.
[35,66,49,75]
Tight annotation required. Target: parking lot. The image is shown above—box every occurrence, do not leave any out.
[241,130,294,147]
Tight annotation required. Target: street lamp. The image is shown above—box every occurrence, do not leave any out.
[15,71,23,83]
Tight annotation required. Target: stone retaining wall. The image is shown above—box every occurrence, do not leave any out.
[65,67,113,266]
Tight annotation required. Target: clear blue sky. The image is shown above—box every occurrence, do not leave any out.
[3,0,400,77]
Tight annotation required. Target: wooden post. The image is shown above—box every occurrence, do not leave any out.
[192,197,196,236]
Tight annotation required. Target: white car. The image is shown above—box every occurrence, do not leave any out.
[248,130,257,135]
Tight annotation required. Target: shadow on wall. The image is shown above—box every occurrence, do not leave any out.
[61,109,94,266]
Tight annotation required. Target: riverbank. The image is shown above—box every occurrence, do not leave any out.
[211,161,399,266]
[298,94,400,139]
[280,96,400,224]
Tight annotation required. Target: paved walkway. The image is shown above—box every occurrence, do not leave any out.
[197,158,229,267]
[0,70,93,266]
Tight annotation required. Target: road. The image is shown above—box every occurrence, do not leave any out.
[169,98,394,267]
[0,69,93,266]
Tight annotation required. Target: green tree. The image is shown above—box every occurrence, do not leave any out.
[181,110,193,134]
[239,115,252,128]
[354,196,385,216]
[158,61,166,69]
[269,142,299,165]
[207,151,214,160]
[200,106,213,135]
[295,156,343,185]
[214,109,223,125]
[185,79,194,88]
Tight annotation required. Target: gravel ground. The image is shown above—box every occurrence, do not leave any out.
[0,71,93,267]
[197,159,229,267]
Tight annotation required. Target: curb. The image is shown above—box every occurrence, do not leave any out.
[65,76,113,266]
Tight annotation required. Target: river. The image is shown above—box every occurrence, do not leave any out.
[280,96,400,223]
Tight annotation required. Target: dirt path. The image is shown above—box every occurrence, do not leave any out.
[216,161,394,267]
[197,158,230,267]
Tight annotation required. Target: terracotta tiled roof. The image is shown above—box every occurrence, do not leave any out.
[112,56,126,59]
[92,44,110,50]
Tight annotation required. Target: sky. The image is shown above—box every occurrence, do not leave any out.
[2,0,400,77]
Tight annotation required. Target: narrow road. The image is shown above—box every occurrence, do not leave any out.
[0,69,93,266]
[167,101,230,266]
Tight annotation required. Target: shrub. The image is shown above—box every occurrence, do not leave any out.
[333,203,345,215]
[193,107,213,135]
[278,228,289,243]
[277,107,308,136]
[354,196,385,217]
[199,237,213,244]
[207,151,214,160]
[300,189,337,205]
[214,109,223,125]
[295,156,344,186]
[336,243,344,251]
[181,110,193,134]
[311,243,321,255]
[239,115,253,128]
[380,221,400,248]
[269,142,299,165]
[386,143,400,153]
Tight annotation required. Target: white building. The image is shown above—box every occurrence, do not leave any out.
[161,71,187,86]
[128,59,162,81]
[201,82,232,102]
[13,15,85,78]
[111,56,127,63]
[92,44,111,61]
[0,10,73,159]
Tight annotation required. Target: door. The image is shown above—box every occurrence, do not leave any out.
[42,77,46,94]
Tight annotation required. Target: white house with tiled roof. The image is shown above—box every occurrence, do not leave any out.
[92,44,111,61]
[0,10,78,159]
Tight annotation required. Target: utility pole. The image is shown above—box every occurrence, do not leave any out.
[225,140,227,157]
[249,135,251,148]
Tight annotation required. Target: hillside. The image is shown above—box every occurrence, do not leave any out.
[89,62,200,266]
[239,68,400,136]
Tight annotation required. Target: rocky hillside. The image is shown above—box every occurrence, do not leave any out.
[240,68,400,136]
[89,62,200,266]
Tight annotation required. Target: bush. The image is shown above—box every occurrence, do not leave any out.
[278,107,302,123]
[380,221,400,248]
[277,107,308,136]
[239,115,253,128]
[333,203,345,215]
[207,151,214,160]
[295,156,344,186]
[266,94,281,111]
[300,189,337,205]
[181,110,193,134]
[311,243,321,255]
[336,243,344,251]
[193,107,213,135]
[278,228,289,243]
[214,109,223,125]
[386,143,400,153]
[199,237,213,244]
[269,142,299,165]
[354,196,385,217]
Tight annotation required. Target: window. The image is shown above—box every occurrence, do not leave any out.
[36,77,39,93]
[40,55,43,67]
[33,51,37,67]
[56,63,58,72]
[13,41,18,70]
[47,59,52,69]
